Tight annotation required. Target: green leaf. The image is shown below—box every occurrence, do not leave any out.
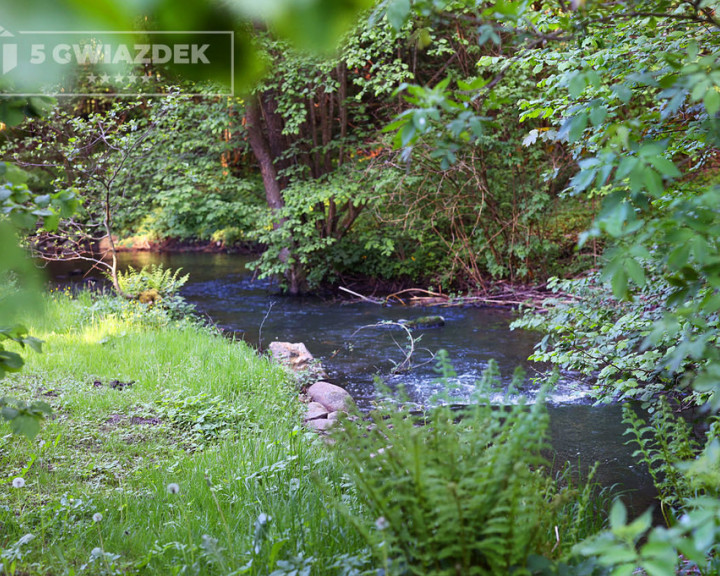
[625,259,646,287]
[609,499,627,529]
[611,268,629,300]
[615,157,639,181]
[9,414,41,439]
[704,88,720,116]
[590,106,607,126]
[613,84,633,103]
[399,121,416,147]
[643,168,664,197]
[610,563,636,576]
[568,113,588,142]
[647,156,681,178]
[22,337,43,354]
[571,168,597,193]
[0,351,24,372]
[569,73,586,99]
[667,244,691,271]
[386,0,411,31]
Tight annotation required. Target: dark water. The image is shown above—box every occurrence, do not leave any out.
[49,251,657,515]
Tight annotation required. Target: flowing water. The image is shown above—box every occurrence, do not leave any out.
[50,251,657,515]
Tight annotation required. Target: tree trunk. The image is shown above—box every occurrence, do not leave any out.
[245,95,307,294]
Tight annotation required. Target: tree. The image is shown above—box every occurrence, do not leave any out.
[240,27,409,292]
[4,94,181,294]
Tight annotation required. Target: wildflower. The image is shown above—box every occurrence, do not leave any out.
[167,483,180,494]
[93,513,103,522]
[12,477,25,488]
[375,516,389,530]
[91,547,103,557]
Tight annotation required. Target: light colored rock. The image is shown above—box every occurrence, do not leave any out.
[327,411,341,422]
[268,341,328,378]
[304,402,329,421]
[268,342,314,371]
[307,381,353,412]
[306,418,334,432]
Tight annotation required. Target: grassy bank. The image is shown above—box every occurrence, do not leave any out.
[0,291,366,575]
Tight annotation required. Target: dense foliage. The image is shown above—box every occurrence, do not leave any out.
[1,7,595,294]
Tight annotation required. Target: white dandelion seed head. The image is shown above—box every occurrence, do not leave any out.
[12,477,25,488]
[93,513,103,522]
[167,483,180,494]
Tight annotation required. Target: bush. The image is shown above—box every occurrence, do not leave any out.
[511,269,716,409]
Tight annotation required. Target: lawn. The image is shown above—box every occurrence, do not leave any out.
[0,291,365,575]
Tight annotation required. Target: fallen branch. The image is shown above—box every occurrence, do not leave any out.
[338,286,385,304]
[348,321,435,374]
[339,285,560,310]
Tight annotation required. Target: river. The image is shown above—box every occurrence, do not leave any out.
[50,251,657,516]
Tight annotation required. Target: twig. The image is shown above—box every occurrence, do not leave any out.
[258,301,275,352]
[349,321,421,373]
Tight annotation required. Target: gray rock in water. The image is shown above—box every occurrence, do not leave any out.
[304,402,329,421]
[307,381,353,412]
[400,315,445,329]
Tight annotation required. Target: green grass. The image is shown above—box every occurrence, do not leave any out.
[0,291,367,575]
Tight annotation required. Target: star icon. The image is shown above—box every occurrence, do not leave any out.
[99,73,110,83]
[87,73,97,83]
[126,73,137,84]
[114,73,124,83]
[140,74,151,84]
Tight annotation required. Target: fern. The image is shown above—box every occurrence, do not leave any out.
[331,355,607,575]
[115,264,189,298]
[623,400,700,517]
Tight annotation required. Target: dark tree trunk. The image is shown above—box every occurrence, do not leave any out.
[245,95,308,294]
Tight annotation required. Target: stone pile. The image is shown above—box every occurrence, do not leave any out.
[268,342,353,433]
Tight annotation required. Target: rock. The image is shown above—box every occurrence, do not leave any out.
[306,418,334,432]
[400,315,445,329]
[327,411,340,422]
[307,381,353,412]
[268,342,315,371]
[304,402,329,421]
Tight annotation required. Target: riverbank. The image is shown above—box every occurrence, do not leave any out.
[65,236,572,310]
[113,235,261,254]
[0,291,366,574]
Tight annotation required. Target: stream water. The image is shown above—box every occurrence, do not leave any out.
[50,251,657,515]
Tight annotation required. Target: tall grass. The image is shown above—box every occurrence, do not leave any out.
[0,291,367,575]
